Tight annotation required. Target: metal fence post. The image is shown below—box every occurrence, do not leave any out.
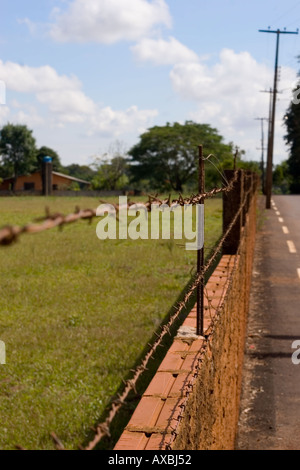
[197,145,205,336]
[223,169,244,255]
[242,171,253,226]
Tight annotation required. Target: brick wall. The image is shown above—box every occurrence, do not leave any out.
[114,187,257,450]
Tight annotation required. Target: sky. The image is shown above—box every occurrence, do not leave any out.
[1,0,300,167]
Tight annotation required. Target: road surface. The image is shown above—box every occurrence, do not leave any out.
[236,195,300,450]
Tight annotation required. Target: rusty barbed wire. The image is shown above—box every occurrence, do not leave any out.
[5,168,253,450]
[79,182,254,451]
[0,171,238,247]
[0,208,97,246]
[165,180,258,449]
[153,259,235,451]
[164,248,242,450]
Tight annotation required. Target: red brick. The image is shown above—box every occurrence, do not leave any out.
[145,433,172,450]
[182,316,197,328]
[188,309,197,318]
[168,339,190,353]
[220,254,233,262]
[188,338,204,352]
[205,287,227,298]
[158,352,184,371]
[204,318,212,332]
[169,372,192,397]
[127,396,165,429]
[209,275,223,283]
[189,306,197,317]
[155,398,185,431]
[114,431,149,450]
[144,372,175,397]
[181,354,199,371]
[213,269,227,276]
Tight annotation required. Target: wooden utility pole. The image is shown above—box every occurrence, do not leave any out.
[255,117,268,194]
[259,28,298,209]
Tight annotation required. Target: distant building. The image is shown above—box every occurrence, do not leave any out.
[0,169,91,193]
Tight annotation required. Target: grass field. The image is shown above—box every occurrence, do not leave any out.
[0,195,222,450]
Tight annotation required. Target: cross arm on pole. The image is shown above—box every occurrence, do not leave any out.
[259,29,298,34]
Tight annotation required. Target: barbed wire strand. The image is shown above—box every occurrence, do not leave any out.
[0,171,239,247]
[203,154,230,187]
[164,213,247,450]
[6,168,252,450]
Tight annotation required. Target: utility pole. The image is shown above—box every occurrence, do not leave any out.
[260,88,277,194]
[260,88,275,142]
[259,28,298,209]
[255,117,268,193]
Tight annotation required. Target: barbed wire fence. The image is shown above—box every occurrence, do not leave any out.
[82,171,258,451]
[0,146,259,450]
[165,176,258,450]
[0,176,238,248]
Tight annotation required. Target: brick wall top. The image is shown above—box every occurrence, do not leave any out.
[114,255,236,450]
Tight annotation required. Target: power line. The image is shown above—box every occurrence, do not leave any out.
[270,1,300,27]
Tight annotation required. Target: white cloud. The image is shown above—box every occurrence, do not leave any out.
[131,36,199,65]
[49,0,171,44]
[0,105,9,122]
[169,49,297,163]
[0,60,83,95]
[14,109,45,127]
[0,60,96,121]
[89,105,158,136]
[170,49,272,103]
[17,18,37,35]
[0,60,158,137]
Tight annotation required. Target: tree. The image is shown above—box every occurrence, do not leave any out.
[91,140,129,190]
[237,159,260,173]
[92,156,129,190]
[0,123,37,189]
[128,121,235,192]
[273,161,291,194]
[63,164,96,182]
[284,65,300,193]
[36,146,62,172]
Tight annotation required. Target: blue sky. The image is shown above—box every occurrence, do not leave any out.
[1,0,300,167]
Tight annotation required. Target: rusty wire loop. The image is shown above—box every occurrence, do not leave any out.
[202,154,230,186]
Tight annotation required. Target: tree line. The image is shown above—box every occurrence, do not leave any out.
[1,50,300,195]
[0,120,261,194]
[267,55,300,195]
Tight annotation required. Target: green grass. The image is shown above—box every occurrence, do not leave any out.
[0,196,222,450]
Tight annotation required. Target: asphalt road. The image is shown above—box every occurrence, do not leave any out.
[236,195,300,450]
